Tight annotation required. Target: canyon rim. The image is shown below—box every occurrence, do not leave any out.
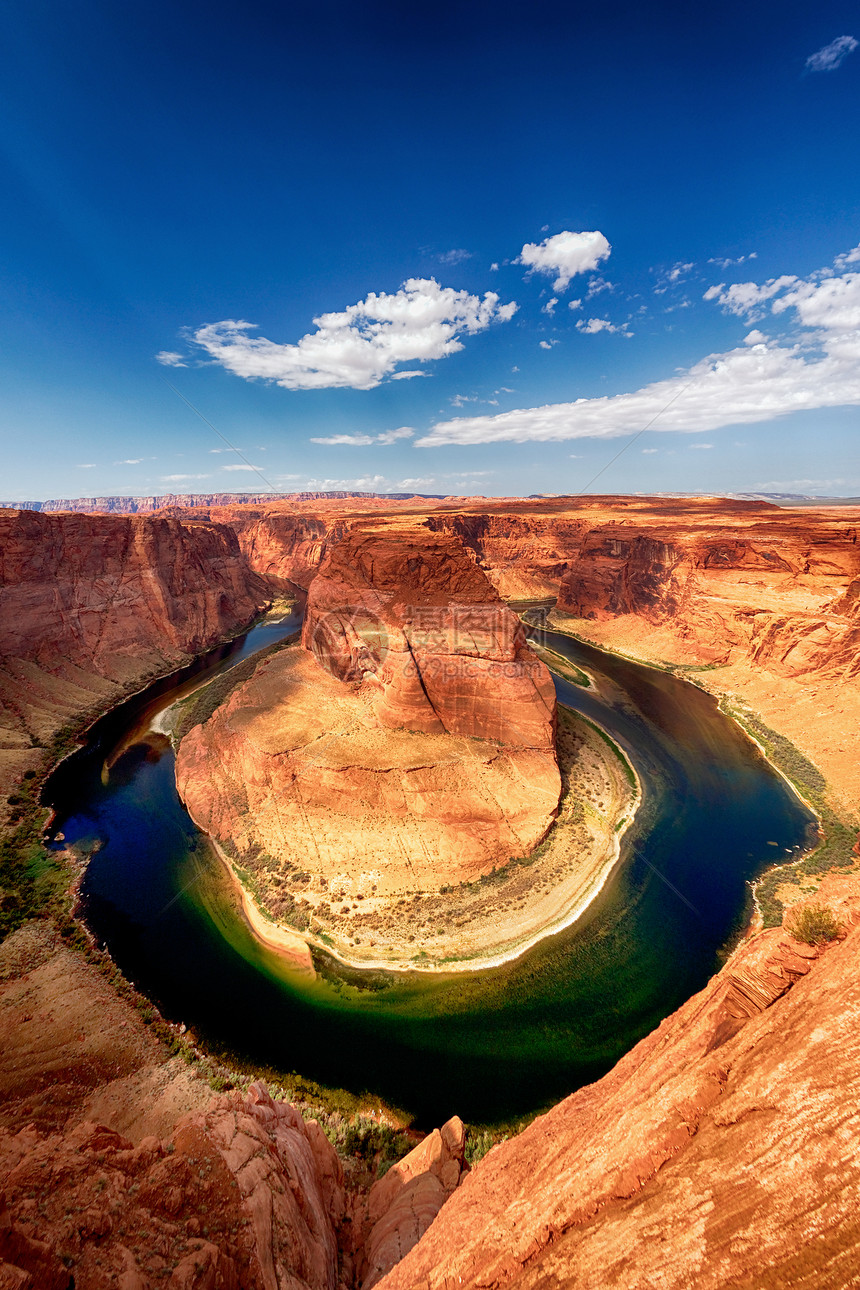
[0,491,858,1288]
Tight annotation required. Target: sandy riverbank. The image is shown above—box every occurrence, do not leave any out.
[542,611,860,922]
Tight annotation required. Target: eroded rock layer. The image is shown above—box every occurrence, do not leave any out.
[0,509,269,813]
[302,523,558,751]
[176,524,561,914]
[379,874,860,1290]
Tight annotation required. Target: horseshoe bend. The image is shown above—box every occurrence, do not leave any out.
[1,492,860,1289]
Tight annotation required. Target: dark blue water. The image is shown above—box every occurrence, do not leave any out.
[45,616,815,1128]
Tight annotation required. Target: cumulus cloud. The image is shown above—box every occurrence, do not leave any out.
[539,339,559,349]
[114,458,144,465]
[175,279,516,391]
[834,243,860,271]
[517,230,611,292]
[704,275,797,319]
[806,35,857,72]
[542,297,558,315]
[772,271,860,331]
[160,473,211,481]
[415,248,860,448]
[222,463,266,471]
[310,426,415,446]
[155,351,187,367]
[438,249,472,265]
[576,317,631,335]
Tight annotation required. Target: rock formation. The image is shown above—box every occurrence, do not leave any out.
[352,1115,467,1290]
[302,523,557,750]
[0,922,467,1290]
[175,522,561,951]
[379,874,860,1289]
[0,508,269,814]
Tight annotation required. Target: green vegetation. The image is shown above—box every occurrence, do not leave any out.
[171,634,299,739]
[786,902,842,946]
[721,700,858,928]
[531,642,591,687]
[1,766,73,942]
[464,1126,504,1166]
[578,714,637,790]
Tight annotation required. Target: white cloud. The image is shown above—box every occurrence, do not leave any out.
[114,458,144,465]
[517,230,611,293]
[415,248,860,448]
[806,35,857,72]
[76,463,97,468]
[568,298,583,311]
[587,276,614,298]
[772,271,860,331]
[299,473,448,493]
[490,262,499,272]
[744,329,767,345]
[834,243,860,271]
[310,426,414,446]
[539,339,559,349]
[222,463,265,471]
[756,478,851,492]
[438,249,472,265]
[389,370,426,380]
[576,317,630,335]
[542,297,558,315]
[704,276,797,319]
[653,262,694,295]
[708,252,757,269]
[160,473,211,481]
[642,448,658,454]
[376,426,415,444]
[155,351,187,367]
[690,443,713,450]
[180,279,517,391]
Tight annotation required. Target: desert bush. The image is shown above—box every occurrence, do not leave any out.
[786,902,842,945]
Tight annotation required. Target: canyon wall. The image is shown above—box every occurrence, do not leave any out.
[380,873,860,1290]
[0,508,269,807]
[0,921,466,1290]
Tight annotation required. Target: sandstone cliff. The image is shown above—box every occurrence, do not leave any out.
[302,523,557,750]
[175,522,561,959]
[0,509,269,812]
[379,874,860,1289]
[0,921,475,1290]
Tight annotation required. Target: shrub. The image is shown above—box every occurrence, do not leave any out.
[786,902,842,946]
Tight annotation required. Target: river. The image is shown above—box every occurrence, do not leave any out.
[44,614,815,1129]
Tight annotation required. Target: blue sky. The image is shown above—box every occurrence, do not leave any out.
[1,0,859,501]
